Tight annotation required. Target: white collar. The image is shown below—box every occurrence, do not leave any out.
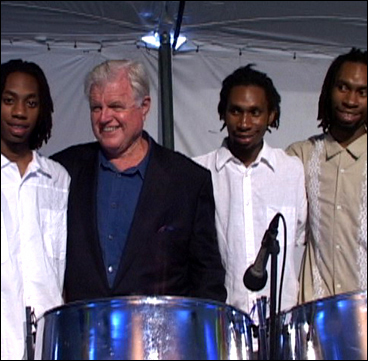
[1,151,53,178]
[215,138,276,172]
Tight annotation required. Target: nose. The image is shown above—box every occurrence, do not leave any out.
[343,90,359,107]
[238,112,251,128]
[97,106,114,124]
[12,100,27,118]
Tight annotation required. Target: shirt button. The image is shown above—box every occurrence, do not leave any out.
[108,234,114,240]
[336,244,341,250]
[111,202,117,208]
[337,284,341,289]
[108,266,114,273]
[340,169,345,173]
[336,205,342,210]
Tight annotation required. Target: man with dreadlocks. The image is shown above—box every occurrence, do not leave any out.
[287,48,367,303]
[1,59,70,360]
[194,64,307,316]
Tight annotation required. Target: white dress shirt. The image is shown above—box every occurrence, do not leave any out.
[194,140,307,317]
[1,151,70,360]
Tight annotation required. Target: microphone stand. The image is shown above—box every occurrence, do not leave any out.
[268,231,280,360]
[26,306,34,360]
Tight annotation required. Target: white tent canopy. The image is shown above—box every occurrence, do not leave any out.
[1,1,367,156]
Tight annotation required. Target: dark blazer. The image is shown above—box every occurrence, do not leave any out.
[51,137,226,303]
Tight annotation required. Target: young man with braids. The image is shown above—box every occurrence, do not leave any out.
[1,59,70,359]
[287,48,367,303]
[194,65,307,315]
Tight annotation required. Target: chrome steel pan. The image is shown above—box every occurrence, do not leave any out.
[275,290,367,360]
[35,296,254,360]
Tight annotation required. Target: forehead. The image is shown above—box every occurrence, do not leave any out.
[90,74,133,98]
[336,62,367,85]
[4,71,39,94]
[228,85,268,104]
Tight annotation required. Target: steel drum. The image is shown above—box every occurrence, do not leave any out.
[275,290,367,360]
[34,296,254,360]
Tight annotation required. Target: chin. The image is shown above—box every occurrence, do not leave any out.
[339,121,364,131]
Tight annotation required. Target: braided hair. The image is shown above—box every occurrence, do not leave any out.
[218,64,281,131]
[1,59,54,149]
[318,48,367,133]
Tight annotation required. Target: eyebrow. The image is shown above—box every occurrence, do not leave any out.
[335,79,367,90]
[2,89,39,98]
[227,104,263,111]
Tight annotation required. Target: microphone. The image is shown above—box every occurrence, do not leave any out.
[243,213,281,291]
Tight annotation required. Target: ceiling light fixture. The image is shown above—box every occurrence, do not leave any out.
[141,32,187,50]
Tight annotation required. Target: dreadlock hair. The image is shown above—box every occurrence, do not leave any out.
[1,59,54,150]
[218,64,281,131]
[318,48,367,133]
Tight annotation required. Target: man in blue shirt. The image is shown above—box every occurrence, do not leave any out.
[52,59,226,303]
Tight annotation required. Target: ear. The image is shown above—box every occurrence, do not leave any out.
[268,110,277,127]
[140,96,151,119]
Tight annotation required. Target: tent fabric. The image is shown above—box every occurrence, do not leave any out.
[2,1,366,54]
[1,1,367,157]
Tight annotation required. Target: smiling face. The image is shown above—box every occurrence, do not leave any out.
[225,85,275,166]
[1,71,40,156]
[330,61,367,142]
[89,71,151,159]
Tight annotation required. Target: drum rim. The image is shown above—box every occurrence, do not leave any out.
[41,295,253,321]
[280,289,367,315]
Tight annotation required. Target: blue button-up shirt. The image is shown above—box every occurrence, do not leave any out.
[97,146,150,287]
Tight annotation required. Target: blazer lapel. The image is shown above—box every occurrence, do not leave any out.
[78,148,110,287]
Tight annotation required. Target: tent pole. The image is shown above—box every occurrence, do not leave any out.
[172,1,186,52]
[159,31,175,150]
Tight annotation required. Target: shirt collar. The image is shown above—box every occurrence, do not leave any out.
[215,138,276,172]
[325,132,367,160]
[1,151,53,177]
[1,153,11,168]
[99,135,151,179]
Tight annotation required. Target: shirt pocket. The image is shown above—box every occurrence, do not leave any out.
[1,212,9,263]
[266,206,296,246]
[40,208,67,261]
